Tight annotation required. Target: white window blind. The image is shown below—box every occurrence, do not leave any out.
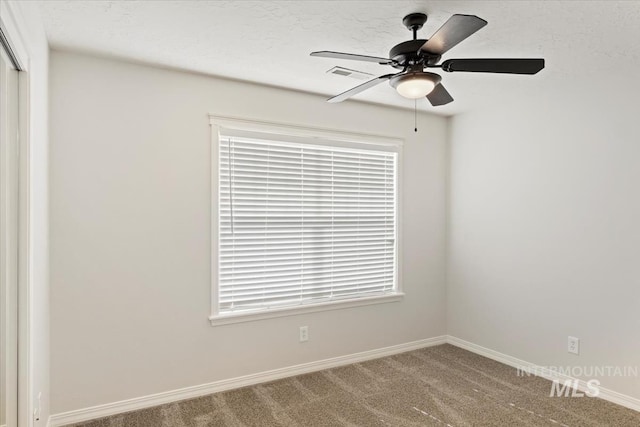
[217,133,398,315]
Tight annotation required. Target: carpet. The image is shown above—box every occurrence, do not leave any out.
[66,344,640,426]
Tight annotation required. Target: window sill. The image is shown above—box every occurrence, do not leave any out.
[209,292,405,326]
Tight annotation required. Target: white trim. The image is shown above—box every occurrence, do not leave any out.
[48,336,447,426]
[0,3,33,427]
[446,336,640,413]
[18,55,33,426]
[210,292,404,326]
[208,115,403,147]
[17,57,32,427]
[209,118,220,322]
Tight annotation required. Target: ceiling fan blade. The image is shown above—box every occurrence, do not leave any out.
[327,73,399,103]
[420,14,487,55]
[311,51,394,65]
[441,58,545,74]
[427,83,454,106]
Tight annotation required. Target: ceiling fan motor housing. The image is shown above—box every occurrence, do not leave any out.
[389,39,441,68]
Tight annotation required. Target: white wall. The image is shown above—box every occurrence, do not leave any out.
[448,71,640,399]
[49,51,448,414]
[1,1,50,425]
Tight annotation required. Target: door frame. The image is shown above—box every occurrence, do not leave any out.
[0,2,33,426]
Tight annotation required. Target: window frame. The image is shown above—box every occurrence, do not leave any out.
[209,115,404,326]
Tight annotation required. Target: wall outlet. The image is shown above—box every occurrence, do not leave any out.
[568,336,579,355]
[299,326,309,342]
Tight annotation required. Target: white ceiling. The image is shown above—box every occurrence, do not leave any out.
[36,1,640,116]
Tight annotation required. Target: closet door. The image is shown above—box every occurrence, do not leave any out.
[0,41,20,427]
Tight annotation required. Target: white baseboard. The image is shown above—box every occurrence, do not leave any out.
[49,335,447,426]
[446,335,640,413]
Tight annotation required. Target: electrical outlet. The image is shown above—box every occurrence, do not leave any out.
[299,326,309,342]
[568,336,579,355]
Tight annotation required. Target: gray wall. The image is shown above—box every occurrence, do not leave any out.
[448,71,640,400]
[49,51,449,413]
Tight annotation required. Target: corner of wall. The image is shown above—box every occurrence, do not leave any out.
[443,114,454,336]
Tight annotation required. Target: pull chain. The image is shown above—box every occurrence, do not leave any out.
[414,99,417,132]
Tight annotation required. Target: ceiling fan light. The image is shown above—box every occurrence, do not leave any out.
[397,79,435,98]
[391,72,441,99]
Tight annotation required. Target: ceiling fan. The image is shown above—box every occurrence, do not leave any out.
[310,13,544,106]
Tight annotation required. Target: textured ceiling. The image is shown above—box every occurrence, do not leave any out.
[36,1,640,116]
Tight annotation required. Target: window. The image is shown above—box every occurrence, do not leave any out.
[210,117,402,324]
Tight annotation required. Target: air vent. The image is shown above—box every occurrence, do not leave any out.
[326,66,373,80]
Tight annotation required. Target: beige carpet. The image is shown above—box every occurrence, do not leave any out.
[67,344,640,426]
